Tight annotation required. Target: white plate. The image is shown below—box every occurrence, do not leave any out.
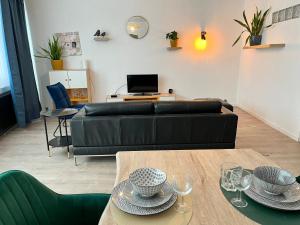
[252,179,300,203]
[244,181,300,211]
[122,180,173,208]
[112,180,177,215]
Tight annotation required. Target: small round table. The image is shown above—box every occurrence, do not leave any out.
[40,108,78,158]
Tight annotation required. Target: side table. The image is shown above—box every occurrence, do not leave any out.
[40,108,78,158]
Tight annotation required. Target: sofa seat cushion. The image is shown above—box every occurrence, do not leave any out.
[85,102,154,116]
[154,101,222,114]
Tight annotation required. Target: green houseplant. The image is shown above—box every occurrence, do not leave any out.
[233,8,271,47]
[36,36,63,70]
[166,31,179,48]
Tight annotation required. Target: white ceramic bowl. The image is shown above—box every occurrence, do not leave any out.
[253,166,296,195]
[129,168,167,197]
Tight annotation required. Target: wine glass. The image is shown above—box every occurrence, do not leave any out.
[231,169,252,208]
[171,174,193,213]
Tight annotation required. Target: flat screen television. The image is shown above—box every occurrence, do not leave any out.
[127,74,158,94]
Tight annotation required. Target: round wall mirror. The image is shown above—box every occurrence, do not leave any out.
[127,16,149,39]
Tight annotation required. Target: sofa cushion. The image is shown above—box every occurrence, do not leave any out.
[154,101,222,114]
[85,102,154,116]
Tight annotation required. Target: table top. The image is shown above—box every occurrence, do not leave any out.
[99,149,278,225]
[40,108,78,118]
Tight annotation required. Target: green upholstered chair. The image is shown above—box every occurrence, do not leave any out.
[0,170,110,225]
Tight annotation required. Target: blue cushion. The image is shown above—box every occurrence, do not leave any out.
[56,82,72,106]
[47,83,69,109]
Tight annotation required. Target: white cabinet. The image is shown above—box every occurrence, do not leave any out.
[49,70,87,89]
[49,71,69,87]
[49,70,91,104]
[68,71,87,89]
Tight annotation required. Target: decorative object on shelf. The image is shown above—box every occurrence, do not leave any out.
[93,29,110,41]
[272,4,300,24]
[195,31,207,50]
[166,30,179,48]
[243,43,285,49]
[55,31,82,56]
[233,8,272,47]
[35,36,63,70]
[127,16,149,39]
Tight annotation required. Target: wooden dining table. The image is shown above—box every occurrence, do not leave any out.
[99,149,277,225]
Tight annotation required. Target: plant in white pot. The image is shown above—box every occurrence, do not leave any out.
[233,8,272,47]
[36,36,63,70]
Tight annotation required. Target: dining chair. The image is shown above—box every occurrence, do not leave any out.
[0,170,110,225]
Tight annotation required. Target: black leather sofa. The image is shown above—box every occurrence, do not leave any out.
[71,101,238,161]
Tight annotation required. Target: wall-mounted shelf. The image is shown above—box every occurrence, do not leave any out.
[94,36,110,41]
[243,44,285,49]
[167,47,182,51]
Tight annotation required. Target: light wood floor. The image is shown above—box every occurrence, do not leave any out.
[0,107,299,194]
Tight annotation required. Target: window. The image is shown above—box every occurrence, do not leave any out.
[0,4,11,91]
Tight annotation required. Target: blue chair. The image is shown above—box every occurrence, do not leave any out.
[47,82,84,111]
[47,83,85,137]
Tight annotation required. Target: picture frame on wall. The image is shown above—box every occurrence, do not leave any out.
[272,11,279,23]
[293,4,300,18]
[285,7,293,20]
[278,9,286,22]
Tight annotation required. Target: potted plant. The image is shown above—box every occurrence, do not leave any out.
[36,36,63,70]
[233,8,271,47]
[166,31,179,48]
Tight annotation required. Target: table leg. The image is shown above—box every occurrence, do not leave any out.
[64,117,70,159]
[43,116,51,157]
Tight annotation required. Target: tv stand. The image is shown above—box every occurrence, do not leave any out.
[106,93,176,102]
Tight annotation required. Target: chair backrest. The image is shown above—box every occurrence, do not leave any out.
[0,170,58,225]
[47,82,71,109]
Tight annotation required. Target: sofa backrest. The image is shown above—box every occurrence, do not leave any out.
[154,101,222,114]
[84,101,222,116]
[85,102,154,116]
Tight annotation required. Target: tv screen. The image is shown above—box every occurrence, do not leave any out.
[127,74,158,93]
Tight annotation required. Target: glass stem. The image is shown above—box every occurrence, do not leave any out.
[238,190,242,201]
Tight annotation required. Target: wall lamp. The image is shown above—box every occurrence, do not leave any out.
[195,31,207,51]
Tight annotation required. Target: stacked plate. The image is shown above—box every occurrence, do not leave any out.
[244,166,300,211]
[111,168,177,215]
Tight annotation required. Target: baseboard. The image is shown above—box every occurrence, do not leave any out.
[237,104,299,142]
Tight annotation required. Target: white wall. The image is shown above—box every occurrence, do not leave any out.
[238,0,300,141]
[25,0,244,109]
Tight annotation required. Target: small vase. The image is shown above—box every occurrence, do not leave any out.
[249,35,262,46]
[51,60,64,70]
[170,39,178,48]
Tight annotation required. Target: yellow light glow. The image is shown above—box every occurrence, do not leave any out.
[129,25,136,32]
[195,37,207,50]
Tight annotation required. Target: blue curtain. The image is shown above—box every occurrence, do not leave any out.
[0,0,41,127]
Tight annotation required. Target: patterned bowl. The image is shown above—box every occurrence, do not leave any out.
[253,166,296,195]
[129,168,167,197]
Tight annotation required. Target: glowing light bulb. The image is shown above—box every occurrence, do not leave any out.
[195,38,207,50]
[195,31,207,51]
